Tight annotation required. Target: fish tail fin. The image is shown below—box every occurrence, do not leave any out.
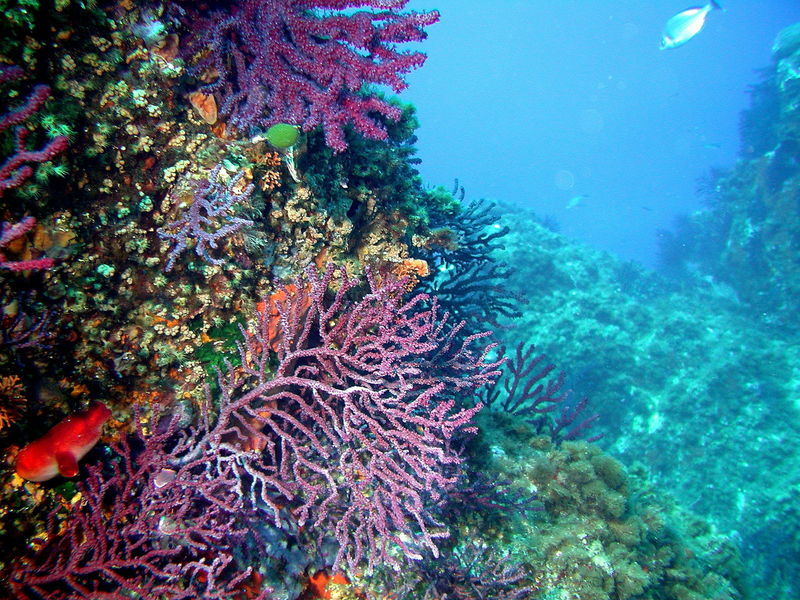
[709,0,723,10]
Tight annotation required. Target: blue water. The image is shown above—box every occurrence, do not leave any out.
[404,0,800,267]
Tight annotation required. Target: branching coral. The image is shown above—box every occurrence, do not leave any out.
[416,189,522,339]
[158,163,254,272]
[483,342,601,444]
[0,65,68,197]
[208,263,502,571]
[11,264,502,596]
[176,0,438,151]
[11,407,272,600]
[0,374,26,431]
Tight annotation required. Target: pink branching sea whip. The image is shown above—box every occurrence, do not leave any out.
[0,65,68,197]
[205,263,503,571]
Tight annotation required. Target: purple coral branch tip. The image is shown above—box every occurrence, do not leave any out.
[0,217,55,271]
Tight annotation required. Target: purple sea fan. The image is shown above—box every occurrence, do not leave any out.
[208,264,503,573]
[158,163,254,272]
[178,0,439,151]
[10,408,272,600]
[483,342,601,444]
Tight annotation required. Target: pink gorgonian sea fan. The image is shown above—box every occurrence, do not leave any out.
[178,0,439,151]
[10,264,503,596]
[10,407,272,600]
[208,264,503,572]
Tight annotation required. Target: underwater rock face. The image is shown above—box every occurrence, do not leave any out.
[772,22,800,60]
[494,204,797,600]
[658,23,800,322]
[456,412,745,600]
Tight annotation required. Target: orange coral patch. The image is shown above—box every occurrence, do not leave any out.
[211,120,235,139]
[153,33,180,62]
[303,570,351,600]
[391,258,430,291]
[188,91,218,124]
[239,571,264,600]
[263,283,313,352]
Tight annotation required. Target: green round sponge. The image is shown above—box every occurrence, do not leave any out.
[265,123,300,149]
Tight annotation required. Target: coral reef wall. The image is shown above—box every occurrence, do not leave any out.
[0,1,762,599]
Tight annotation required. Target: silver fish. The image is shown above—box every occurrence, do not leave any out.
[660,1,722,49]
[566,194,590,210]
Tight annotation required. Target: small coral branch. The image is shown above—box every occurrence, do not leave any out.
[446,470,541,515]
[0,65,68,197]
[0,217,54,271]
[158,164,254,272]
[484,342,601,443]
[0,289,55,356]
[0,375,26,432]
[178,0,438,151]
[418,191,522,338]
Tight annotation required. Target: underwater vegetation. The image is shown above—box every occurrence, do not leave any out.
[0,1,784,599]
[170,0,439,151]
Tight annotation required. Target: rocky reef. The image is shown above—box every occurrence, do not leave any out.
[493,200,799,598]
[658,23,800,324]
[0,1,772,599]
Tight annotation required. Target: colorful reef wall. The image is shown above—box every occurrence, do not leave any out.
[0,2,794,600]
